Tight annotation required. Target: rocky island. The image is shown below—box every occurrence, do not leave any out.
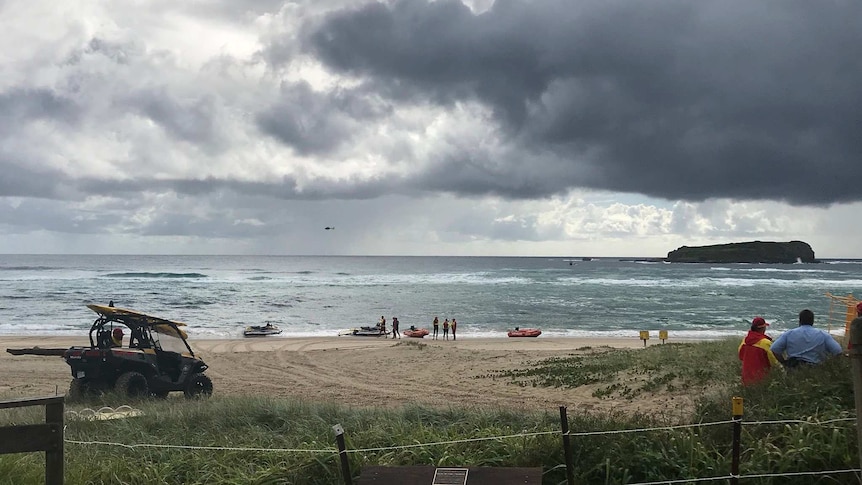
[666,241,816,264]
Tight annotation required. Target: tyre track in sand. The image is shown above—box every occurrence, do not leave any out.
[205,340,578,408]
[2,336,687,414]
[203,339,400,400]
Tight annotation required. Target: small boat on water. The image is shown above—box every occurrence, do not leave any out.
[403,327,429,338]
[508,328,542,338]
[243,324,283,337]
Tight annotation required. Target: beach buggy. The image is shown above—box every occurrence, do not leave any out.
[62,304,213,399]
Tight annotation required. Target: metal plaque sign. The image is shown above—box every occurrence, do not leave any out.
[432,468,469,485]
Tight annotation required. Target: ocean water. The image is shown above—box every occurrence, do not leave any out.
[0,255,860,340]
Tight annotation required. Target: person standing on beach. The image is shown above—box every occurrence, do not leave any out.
[391,317,400,339]
[443,318,450,340]
[433,317,439,340]
[738,317,779,385]
[451,318,457,340]
[770,309,842,367]
[379,316,387,336]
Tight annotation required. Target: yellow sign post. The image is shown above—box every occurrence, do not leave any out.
[659,330,668,344]
[639,330,649,347]
[731,397,744,484]
[732,396,744,416]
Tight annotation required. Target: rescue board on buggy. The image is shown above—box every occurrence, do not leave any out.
[60,304,213,400]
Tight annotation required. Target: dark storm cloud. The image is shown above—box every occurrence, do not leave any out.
[304,0,862,205]
[256,81,391,155]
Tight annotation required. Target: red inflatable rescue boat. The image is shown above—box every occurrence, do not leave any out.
[403,328,430,338]
[507,328,542,338]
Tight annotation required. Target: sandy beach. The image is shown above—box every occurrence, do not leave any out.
[1,335,694,416]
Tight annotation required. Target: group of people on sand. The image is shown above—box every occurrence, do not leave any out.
[737,304,858,386]
[376,315,458,340]
[376,316,406,339]
[431,316,456,340]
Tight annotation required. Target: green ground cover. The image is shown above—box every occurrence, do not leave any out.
[1,339,857,484]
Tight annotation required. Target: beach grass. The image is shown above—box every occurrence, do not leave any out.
[1,339,858,484]
[492,339,741,398]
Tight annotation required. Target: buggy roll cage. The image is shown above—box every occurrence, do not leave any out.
[85,304,195,357]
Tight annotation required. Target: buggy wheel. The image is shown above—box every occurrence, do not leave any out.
[68,378,90,400]
[184,373,213,399]
[115,371,149,398]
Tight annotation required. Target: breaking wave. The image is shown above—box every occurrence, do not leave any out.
[103,272,208,279]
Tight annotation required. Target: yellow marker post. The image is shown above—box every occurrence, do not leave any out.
[639,330,650,347]
[659,330,668,344]
[731,397,744,485]
[732,396,743,417]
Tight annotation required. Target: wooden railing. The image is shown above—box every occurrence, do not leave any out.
[0,396,64,485]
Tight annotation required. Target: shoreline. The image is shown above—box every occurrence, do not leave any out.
[0,335,706,353]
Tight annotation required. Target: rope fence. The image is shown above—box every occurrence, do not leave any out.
[61,415,855,453]
[54,420,815,450]
[60,405,861,484]
[742,417,856,426]
[64,438,339,454]
[625,475,735,485]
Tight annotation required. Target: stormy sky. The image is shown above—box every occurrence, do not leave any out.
[1,0,860,257]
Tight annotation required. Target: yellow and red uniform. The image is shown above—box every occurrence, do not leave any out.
[738,331,779,385]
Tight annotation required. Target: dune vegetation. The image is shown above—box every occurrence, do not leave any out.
[0,338,857,484]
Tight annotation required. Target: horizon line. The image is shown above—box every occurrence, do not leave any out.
[0,254,860,261]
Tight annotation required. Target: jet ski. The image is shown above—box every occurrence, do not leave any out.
[339,325,389,337]
[243,323,283,337]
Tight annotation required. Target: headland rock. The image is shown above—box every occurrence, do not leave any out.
[666,241,816,264]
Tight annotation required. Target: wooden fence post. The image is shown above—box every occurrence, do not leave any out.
[559,406,575,485]
[333,424,352,485]
[45,398,64,485]
[0,396,65,485]
[849,316,862,471]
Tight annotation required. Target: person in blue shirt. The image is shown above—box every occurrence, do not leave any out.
[770,309,842,367]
